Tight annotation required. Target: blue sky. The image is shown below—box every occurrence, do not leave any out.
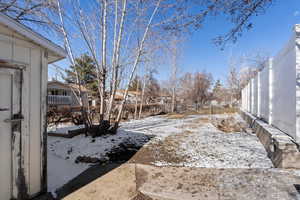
[156,0,300,84]
[49,0,300,85]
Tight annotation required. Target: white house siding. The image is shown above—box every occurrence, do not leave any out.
[0,23,46,197]
[48,82,89,107]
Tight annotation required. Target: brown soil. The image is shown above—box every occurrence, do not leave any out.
[212,116,247,133]
[129,132,189,165]
[131,192,153,200]
[165,113,187,119]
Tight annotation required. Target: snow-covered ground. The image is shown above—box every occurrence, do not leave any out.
[151,116,274,168]
[47,115,193,194]
[47,152,89,196]
[48,113,274,195]
[128,114,273,168]
[47,126,150,195]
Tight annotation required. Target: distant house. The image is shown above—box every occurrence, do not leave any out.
[47,81,90,108]
[115,90,141,104]
[155,94,172,104]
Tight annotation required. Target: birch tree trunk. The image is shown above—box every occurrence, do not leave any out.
[169,36,181,113]
[134,78,140,119]
[138,74,147,119]
[106,0,127,121]
[57,0,91,126]
[113,0,162,130]
[171,87,176,113]
[99,0,108,122]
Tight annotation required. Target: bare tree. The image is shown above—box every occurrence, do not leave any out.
[178,71,213,110]
[138,73,148,119]
[227,52,269,103]
[0,0,51,22]
[45,0,274,133]
[193,71,213,109]
[56,0,93,129]
[168,36,182,113]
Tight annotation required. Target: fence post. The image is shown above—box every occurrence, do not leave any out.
[268,58,273,125]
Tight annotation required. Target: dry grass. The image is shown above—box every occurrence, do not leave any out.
[190,117,210,123]
[196,107,238,115]
[183,130,193,134]
[165,113,187,119]
[129,132,189,165]
[164,108,238,119]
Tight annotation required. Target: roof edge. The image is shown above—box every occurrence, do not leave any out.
[0,13,66,60]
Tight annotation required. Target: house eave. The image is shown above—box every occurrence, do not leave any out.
[0,13,66,62]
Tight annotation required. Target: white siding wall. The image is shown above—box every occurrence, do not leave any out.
[0,24,45,196]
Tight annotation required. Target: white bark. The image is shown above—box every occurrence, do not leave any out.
[134,78,140,119]
[107,0,127,121]
[138,74,147,119]
[99,0,108,121]
[57,0,83,107]
[115,0,162,124]
[57,0,92,126]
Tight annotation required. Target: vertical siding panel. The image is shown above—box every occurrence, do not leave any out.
[40,50,48,193]
[29,49,41,195]
[0,40,12,60]
[14,45,30,64]
[21,48,31,195]
[12,44,31,197]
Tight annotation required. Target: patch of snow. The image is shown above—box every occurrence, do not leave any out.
[47,152,89,196]
[48,124,85,134]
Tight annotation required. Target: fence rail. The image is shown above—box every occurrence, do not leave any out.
[48,95,71,105]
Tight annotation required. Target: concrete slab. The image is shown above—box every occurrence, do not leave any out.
[136,164,300,200]
[63,164,137,200]
[63,163,300,200]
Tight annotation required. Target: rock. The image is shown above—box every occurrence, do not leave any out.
[67,147,73,155]
[213,117,247,133]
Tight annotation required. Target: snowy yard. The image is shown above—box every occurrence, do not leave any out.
[129,114,273,168]
[48,113,274,196]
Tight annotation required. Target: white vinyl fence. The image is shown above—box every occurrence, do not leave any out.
[241,24,300,142]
